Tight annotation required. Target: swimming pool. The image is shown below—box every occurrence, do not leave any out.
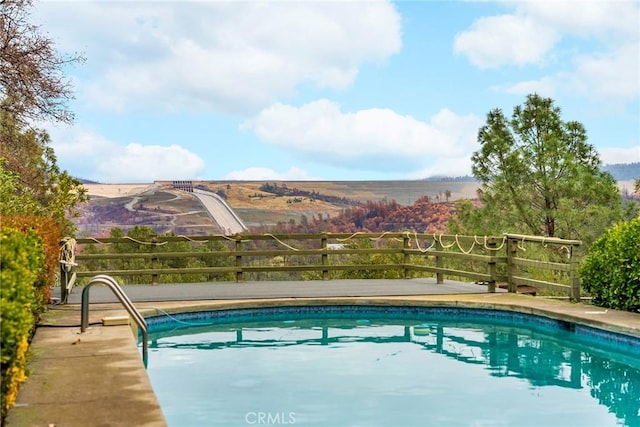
[143,306,640,426]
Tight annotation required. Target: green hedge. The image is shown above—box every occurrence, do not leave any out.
[579,216,640,312]
[0,227,45,420]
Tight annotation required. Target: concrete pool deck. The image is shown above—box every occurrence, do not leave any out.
[6,280,640,427]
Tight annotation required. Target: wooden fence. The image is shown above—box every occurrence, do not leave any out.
[59,232,582,302]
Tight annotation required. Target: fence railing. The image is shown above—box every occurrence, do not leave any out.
[59,232,582,302]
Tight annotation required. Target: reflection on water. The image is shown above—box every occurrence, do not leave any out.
[146,319,640,426]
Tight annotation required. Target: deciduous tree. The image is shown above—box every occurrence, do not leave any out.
[1,1,87,234]
[1,0,83,124]
[0,112,88,234]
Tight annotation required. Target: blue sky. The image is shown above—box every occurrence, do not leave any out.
[34,0,639,183]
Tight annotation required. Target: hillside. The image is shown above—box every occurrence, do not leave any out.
[603,163,640,181]
[74,176,638,237]
[75,180,479,236]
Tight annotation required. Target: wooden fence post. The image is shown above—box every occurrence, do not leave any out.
[506,237,517,293]
[569,244,581,302]
[403,235,410,279]
[235,238,243,282]
[151,238,159,285]
[321,234,328,280]
[435,239,443,284]
[487,238,497,293]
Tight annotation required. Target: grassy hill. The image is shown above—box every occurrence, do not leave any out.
[186,180,479,204]
[75,180,479,236]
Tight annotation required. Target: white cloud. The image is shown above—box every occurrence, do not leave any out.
[456,1,640,104]
[52,127,118,160]
[498,41,639,103]
[453,14,558,68]
[99,144,205,182]
[599,146,640,165]
[34,1,401,114]
[244,100,482,173]
[496,76,557,97]
[48,126,204,183]
[49,126,120,179]
[519,1,639,40]
[224,167,319,181]
[408,156,475,180]
[570,43,640,101]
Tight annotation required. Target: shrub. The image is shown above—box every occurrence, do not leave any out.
[0,227,45,420]
[1,216,61,310]
[579,216,640,312]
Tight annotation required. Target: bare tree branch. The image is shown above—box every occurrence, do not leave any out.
[1,0,84,125]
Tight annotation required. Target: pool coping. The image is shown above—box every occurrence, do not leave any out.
[137,293,640,339]
[7,293,640,427]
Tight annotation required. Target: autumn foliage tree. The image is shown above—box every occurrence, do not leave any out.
[252,197,455,235]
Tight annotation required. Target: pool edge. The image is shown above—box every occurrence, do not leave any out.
[136,294,640,339]
[8,293,639,427]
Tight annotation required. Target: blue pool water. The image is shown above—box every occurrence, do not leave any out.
[143,306,640,427]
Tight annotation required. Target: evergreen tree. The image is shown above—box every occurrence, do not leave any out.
[460,94,621,244]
